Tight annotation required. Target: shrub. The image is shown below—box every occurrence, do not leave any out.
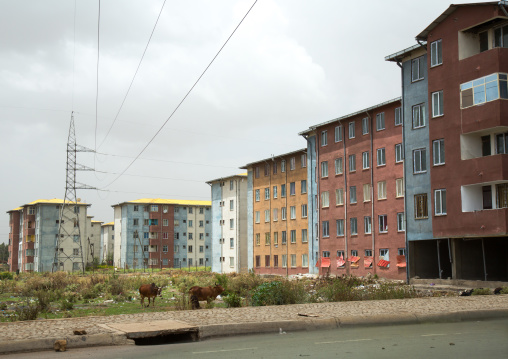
[173,294,193,311]
[251,280,307,306]
[0,272,13,280]
[59,299,74,311]
[223,293,243,308]
[12,300,40,321]
[472,288,492,296]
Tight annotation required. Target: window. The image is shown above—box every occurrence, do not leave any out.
[411,56,425,81]
[188,245,193,253]
[349,121,355,138]
[291,254,297,268]
[337,251,345,266]
[133,218,139,226]
[273,232,278,245]
[380,248,389,259]
[396,178,404,198]
[175,245,179,253]
[290,182,296,196]
[415,194,428,219]
[321,131,328,146]
[494,25,508,48]
[377,181,387,200]
[281,184,286,198]
[395,143,403,163]
[301,204,308,218]
[362,117,369,135]
[282,254,287,268]
[301,180,307,194]
[290,157,296,170]
[322,221,329,237]
[302,254,308,267]
[151,205,158,212]
[163,232,169,239]
[230,219,234,229]
[365,249,373,257]
[435,189,447,215]
[376,112,385,131]
[188,233,193,240]
[265,210,270,223]
[432,91,444,117]
[273,161,278,174]
[230,180,234,190]
[350,218,358,235]
[362,151,370,169]
[336,188,344,205]
[265,233,271,246]
[273,208,278,221]
[264,163,269,176]
[364,216,372,234]
[497,184,508,208]
[281,160,286,172]
[349,154,356,172]
[395,107,402,126]
[282,231,287,244]
[255,255,260,267]
[133,205,139,211]
[73,248,79,256]
[335,158,343,175]
[163,219,169,226]
[335,125,343,142]
[162,245,168,253]
[350,186,357,204]
[290,206,296,219]
[376,148,386,166]
[263,188,269,200]
[149,219,158,226]
[482,135,492,156]
[397,212,405,232]
[302,229,308,243]
[273,185,278,198]
[460,73,508,109]
[229,257,234,267]
[430,39,442,67]
[321,192,329,208]
[433,139,445,165]
[188,220,193,228]
[412,104,426,128]
[336,219,344,236]
[413,148,427,174]
[281,207,287,220]
[290,230,296,243]
[321,161,328,177]
[379,215,388,233]
[301,153,307,167]
[265,255,270,267]
[144,219,150,226]
[496,133,508,154]
[230,200,234,211]
[199,233,204,240]
[255,211,260,223]
[363,184,370,202]
[256,233,260,246]
[255,189,260,202]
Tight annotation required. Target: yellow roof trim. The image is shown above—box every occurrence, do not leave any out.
[102,222,114,226]
[24,198,88,206]
[115,198,211,206]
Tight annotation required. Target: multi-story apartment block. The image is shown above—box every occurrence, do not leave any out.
[243,149,312,275]
[6,199,99,272]
[301,99,406,280]
[85,217,102,265]
[100,222,115,264]
[112,199,212,269]
[207,174,248,273]
[385,2,508,282]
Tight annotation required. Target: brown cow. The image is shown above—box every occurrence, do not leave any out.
[139,283,163,307]
[188,284,224,309]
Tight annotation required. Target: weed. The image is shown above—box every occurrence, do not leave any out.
[0,272,13,280]
[223,293,243,308]
[251,280,307,306]
[472,288,492,296]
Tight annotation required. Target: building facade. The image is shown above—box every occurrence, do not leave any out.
[301,99,406,280]
[385,2,508,282]
[208,174,248,274]
[112,199,212,270]
[6,199,99,272]
[100,222,115,265]
[243,149,312,275]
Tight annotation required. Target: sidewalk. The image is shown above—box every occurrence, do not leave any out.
[1,295,507,354]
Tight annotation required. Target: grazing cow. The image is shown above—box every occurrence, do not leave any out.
[188,284,224,309]
[139,283,163,307]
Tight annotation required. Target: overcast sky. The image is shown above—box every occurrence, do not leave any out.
[0,0,487,243]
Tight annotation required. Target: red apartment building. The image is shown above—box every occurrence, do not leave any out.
[7,209,21,272]
[301,99,406,279]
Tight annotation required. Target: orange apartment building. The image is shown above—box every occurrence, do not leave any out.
[242,149,311,275]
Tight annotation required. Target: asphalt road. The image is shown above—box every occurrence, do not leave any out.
[5,318,508,358]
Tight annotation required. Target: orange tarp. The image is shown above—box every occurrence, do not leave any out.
[337,258,345,267]
[396,255,406,267]
[377,259,390,267]
[364,256,373,268]
[347,256,360,263]
[321,257,331,267]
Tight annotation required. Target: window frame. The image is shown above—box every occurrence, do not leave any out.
[376,112,385,131]
[350,186,357,204]
[433,139,445,166]
[364,216,372,234]
[378,214,388,233]
[335,158,343,175]
[413,148,427,174]
[362,151,370,169]
[412,103,426,129]
[395,143,403,163]
[434,189,447,216]
[362,117,369,135]
[321,131,328,146]
[430,39,442,67]
[376,148,386,166]
[395,107,402,126]
[432,90,444,118]
[335,125,343,142]
[411,56,425,82]
[414,193,429,219]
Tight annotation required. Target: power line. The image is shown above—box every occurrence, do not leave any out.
[94,170,209,183]
[95,151,239,169]
[97,189,209,199]
[98,0,167,150]
[102,0,258,190]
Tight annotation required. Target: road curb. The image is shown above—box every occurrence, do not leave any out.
[0,333,130,355]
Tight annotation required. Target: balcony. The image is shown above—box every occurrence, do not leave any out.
[459,99,508,134]
[458,151,508,185]
[434,207,508,238]
[149,238,159,246]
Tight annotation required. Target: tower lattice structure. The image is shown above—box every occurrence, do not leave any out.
[53,112,95,273]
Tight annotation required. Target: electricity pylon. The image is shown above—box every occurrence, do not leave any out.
[53,112,95,273]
